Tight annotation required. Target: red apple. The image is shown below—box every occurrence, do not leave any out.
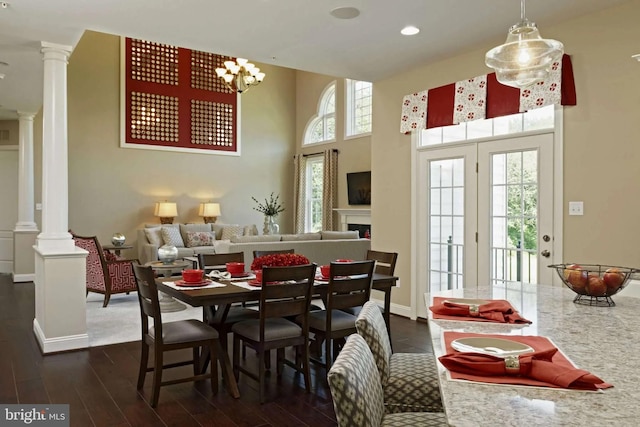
[564,264,588,293]
[603,268,625,294]
[587,274,607,296]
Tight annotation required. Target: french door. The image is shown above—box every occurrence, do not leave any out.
[415,133,555,318]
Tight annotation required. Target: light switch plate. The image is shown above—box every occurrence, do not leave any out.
[35,203,42,211]
[569,201,583,216]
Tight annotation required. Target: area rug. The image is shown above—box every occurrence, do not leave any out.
[86,292,203,347]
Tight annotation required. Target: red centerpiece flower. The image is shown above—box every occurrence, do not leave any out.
[250,253,310,270]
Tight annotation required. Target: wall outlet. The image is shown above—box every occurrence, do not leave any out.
[568,201,583,216]
[35,203,42,211]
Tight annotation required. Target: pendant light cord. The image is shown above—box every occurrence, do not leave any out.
[520,0,526,21]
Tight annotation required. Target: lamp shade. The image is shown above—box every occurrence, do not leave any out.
[199,202,221,217]
[155,202,178,218]
[485,21,563,88]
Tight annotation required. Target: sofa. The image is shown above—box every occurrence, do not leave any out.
[137,223,259,264]
[137,225,370,266]
[215,230,371,267]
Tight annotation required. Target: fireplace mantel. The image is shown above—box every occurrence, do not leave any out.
[334,208,371,231]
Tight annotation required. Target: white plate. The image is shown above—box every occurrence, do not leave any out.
[451,337,534,358]
[443,298,490,306]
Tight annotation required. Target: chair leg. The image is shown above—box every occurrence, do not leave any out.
[209,341,219,395]
[151,351,163,408]
[301,343,311,393]
[258,349,266,404]
[193,347,200,376]
[232,334,240,382]
[137,342,149,390]
[325,336,332,373]
[102,293,111,308]
[276,348,285,377]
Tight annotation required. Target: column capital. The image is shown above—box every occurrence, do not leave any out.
[17,111,36,121]
[40,41,72,62]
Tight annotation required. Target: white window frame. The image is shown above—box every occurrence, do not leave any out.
[304,156,324,232]
[303,82,336,145]
[345,79,372,138]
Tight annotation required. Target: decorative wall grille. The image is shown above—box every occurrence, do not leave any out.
[123,38,238,153]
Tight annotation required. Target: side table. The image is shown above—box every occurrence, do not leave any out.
[102,244,133,257]
[145,260,191,312]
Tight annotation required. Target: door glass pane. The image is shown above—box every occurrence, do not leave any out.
[429,158,465,291]
[490,150,539,285]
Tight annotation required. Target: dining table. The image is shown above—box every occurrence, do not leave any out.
[425,282,640,427]
[156,270,398,397]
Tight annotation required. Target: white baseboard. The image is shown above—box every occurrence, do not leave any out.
[33,319,89,354]
[370,297,412,319]
[12,273,35,283]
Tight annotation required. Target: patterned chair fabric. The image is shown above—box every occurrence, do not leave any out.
[356,301,444,414]
[328,334,448,427]
[72,234,138,307]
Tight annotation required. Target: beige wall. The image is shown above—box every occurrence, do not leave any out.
[33,30,297,251]
[0,120,18,145]
[373,0,640,309]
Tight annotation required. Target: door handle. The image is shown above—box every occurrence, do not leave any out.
[541,250,551,258]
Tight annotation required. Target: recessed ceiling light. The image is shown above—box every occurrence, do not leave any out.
[330,7,360,20]
[401,26,420,36]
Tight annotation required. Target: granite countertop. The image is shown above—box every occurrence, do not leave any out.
[426,283,640,427]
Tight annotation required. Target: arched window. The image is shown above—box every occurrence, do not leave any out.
[303,82,336,145]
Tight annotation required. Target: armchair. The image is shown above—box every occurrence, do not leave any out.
[72,234,138,307]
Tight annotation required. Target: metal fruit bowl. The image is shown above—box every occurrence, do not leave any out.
[548,264,639,306]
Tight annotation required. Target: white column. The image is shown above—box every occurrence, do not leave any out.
[15,111,38,231]
[36,42,74,252]
[33,41,88,353]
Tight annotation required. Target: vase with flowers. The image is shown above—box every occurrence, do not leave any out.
[252,192,285,235]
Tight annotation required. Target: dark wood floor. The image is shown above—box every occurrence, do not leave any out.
[0,274,433,427]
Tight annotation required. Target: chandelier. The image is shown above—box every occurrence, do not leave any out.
[485,0,563,89]
[215,58,265,93]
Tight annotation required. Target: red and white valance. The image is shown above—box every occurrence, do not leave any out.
[400,54,576,134]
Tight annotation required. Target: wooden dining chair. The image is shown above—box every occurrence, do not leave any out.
[252,248,295,262]
[328,334,448,427]
[308,260,375,373]
[198,252,247,273]
[367,250,398,276]
[196,252,259,349]
[231,263,316,403]
[132,264,220,407]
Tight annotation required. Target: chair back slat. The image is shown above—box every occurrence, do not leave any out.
[198,252,244,271]
[132,264,162,335]
[326,260,375,312]
[366,250,398,276]
[258,264,316,336]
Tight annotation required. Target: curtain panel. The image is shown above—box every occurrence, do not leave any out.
[400,54,576,134]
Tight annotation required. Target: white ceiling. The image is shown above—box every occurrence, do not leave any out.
[0,0,630,120]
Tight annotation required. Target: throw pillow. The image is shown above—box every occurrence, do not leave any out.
[321,230,360,240]
[144,227,163,247]
[220,225,244,240]
[230,235,281,243]
[161,226,185,247]
[185,231,216,247]
[243,224,259,236]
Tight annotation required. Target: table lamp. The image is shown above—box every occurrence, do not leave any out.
[198,202,221,224]
[155,201,178,224]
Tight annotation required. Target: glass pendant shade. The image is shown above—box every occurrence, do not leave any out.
[486,0,564,89]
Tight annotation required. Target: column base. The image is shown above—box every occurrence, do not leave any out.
[33,319,89,354]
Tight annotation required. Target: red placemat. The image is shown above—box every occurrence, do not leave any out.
[441,331,612,390]
[430,297,531,324]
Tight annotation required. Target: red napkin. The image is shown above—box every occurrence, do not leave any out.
[440,332,612,391]
[430,297,532,324]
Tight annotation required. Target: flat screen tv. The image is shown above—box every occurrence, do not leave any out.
[347,171,371,205]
